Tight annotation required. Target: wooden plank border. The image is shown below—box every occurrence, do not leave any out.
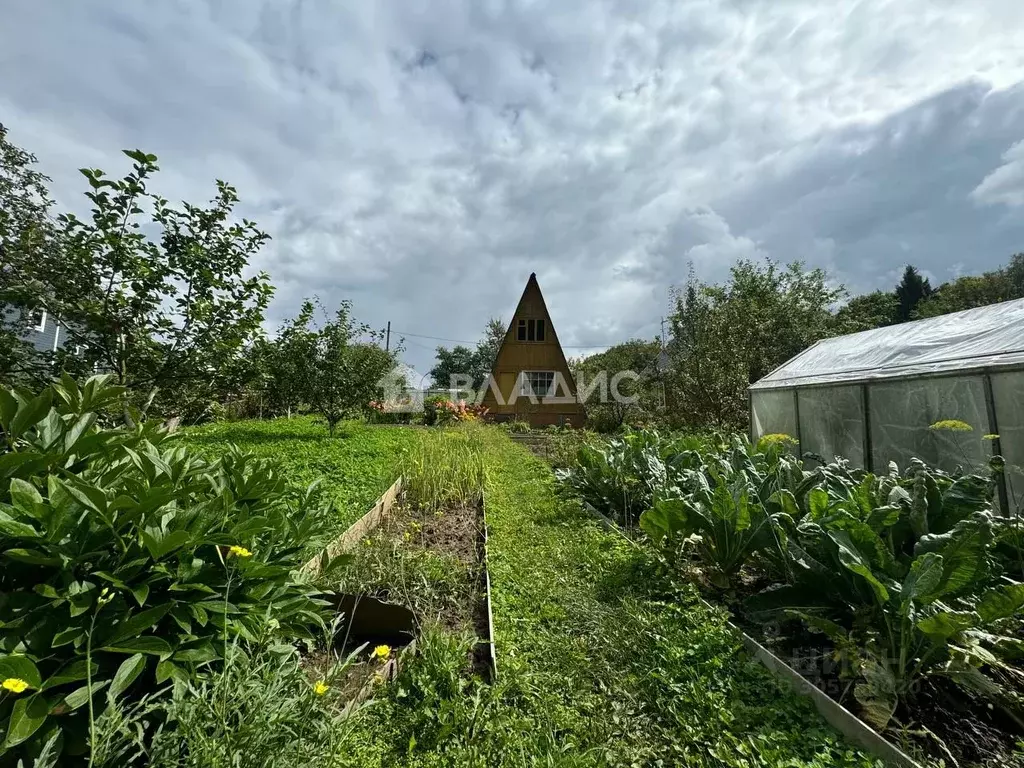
[481,492,498,681]
[579,500,924,768]
[302,476,404,577]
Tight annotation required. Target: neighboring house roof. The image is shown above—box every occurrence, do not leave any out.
[751,297,1024,390]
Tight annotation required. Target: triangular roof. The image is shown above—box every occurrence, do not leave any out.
[751,297,1024,390]
[488,272,579,396]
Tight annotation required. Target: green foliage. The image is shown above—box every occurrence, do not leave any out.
[749,460,1019,729]
[0,376,332,762]
[36,150,273,422]
[556,429,715,527]
[92,640,363,768]
[917,254,1024,318]
[834,290,899,333]
[643,475,781,590]
[421,394,449,427]
[571,339,664,431]
[0,124,59,387]
[429,318,505,391]
[666,260,843,431]
[561,427,1024,737]
[273,300,397,435]
[182,416,413,540]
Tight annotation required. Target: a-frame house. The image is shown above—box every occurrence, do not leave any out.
[481,273,584,427]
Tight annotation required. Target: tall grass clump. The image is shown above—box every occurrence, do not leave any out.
[401,427,487,512]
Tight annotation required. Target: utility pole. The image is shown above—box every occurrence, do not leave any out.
[385,321,391,352]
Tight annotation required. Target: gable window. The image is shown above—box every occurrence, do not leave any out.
[516,318,546,342]
[30,308,46,332]
[521,371,555,397]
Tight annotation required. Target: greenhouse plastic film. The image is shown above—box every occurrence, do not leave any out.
[751,298,1024,390]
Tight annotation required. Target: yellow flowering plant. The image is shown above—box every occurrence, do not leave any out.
[929,419,973,432]
[2,677,30,694]
[372,644,391,661]
[0,375,334,762]
[313,679,329,695]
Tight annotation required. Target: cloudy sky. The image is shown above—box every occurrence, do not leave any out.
[3,1,1024,379]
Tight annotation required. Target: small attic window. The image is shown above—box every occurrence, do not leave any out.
[517,318,546,342]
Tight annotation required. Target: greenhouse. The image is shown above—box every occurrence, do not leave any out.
[749,297,1024,512]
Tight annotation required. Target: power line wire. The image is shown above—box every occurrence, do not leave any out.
[391,329,616,348]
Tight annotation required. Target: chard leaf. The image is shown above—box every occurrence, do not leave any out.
[917,610,978,640]
[901,552,944,605]
[976,582,1024,623]
[854,659,898,730]
[829,530,889,605]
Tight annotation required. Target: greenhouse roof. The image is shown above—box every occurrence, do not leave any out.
[750,297,1024,390]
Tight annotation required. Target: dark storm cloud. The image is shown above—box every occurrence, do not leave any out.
[2,0,1023,371]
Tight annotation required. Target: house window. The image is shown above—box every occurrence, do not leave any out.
[517,318,546,342]
[30,309,46,332]
[521,371,555,397]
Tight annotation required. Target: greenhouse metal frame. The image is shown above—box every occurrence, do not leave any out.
[749,298,1024,514]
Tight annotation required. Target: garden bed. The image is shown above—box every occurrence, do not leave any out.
[564,431,1024,768]
[336,495,496,682]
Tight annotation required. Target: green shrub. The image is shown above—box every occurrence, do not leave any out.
[0,376,335,762]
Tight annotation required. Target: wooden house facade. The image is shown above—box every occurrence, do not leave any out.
[481,273,584,428]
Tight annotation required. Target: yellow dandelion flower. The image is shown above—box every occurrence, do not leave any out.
[983,434,1000,441]
[929,420,973,432]
[228,545,252,558]
[313,680,329,696]
[2,678,29,694]
[372,644,391,661]
[362,538,373,547]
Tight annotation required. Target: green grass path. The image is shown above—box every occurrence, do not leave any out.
[483,432,881,767]
[182,418,411,538]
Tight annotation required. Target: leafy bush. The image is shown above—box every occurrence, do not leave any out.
[502,420,531,434]
[0,376,335,762]
[642,474,783,590]
[425,399,488,427]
